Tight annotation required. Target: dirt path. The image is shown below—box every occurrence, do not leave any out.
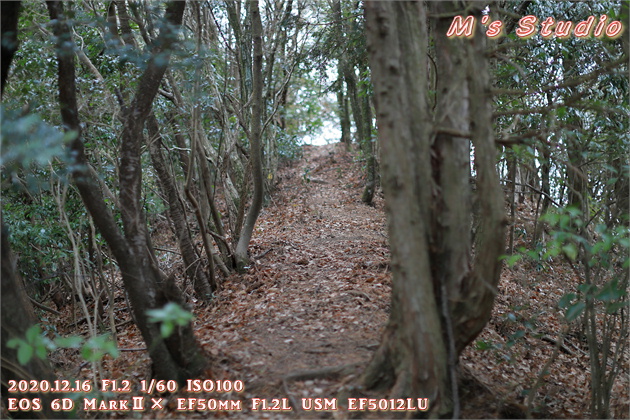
[46,142,629,418]
[195,143,391,416]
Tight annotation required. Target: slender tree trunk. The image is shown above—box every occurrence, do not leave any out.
[1,223,67,419]
[566,141,586,210]
[337,82,351,146]
[147,114,215,299]
[343,56,375,205]
[47,0,206,381]
[344,65,364,145]
[333,0,351,148]
[1,1,20,96]
[360,88,376,205]
[1,10,64,415]
[235,0,264,272]
[507,150,517,254]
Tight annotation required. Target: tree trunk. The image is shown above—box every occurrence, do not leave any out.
[1,222,67,419]
[235,0,264,272]
[337,81,351,146]
[342,53,375,205]
[0,1,20,96]
[364,1,505,416]
[333,0,351,148]
[360,87,376,205]
[363,1,450,414]
[566,140,586,211]
[507,150,517,254]
[344,65,364,145]
[147,113,215,299]
[452,7,506,354]
[47,0,207,381]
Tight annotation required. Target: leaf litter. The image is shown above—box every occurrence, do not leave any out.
[38,143,628,419]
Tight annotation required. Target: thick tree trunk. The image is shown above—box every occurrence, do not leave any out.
[363,1,450,415]
[364,1,506,415]
[451,14,506,353]
[235,0,264,272]
[47,0,207,381]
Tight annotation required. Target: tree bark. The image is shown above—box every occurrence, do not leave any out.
[1,1,20,96]
[364,1,506,415]
[337,82,351,146]
[147,114,215,299]
[47,0,207,381]
[235,0,264,272]
[1,223,67,419]
[360,88,376,205]
[451,10,506,354]
[363,1,450,414]
[333,0,351,148]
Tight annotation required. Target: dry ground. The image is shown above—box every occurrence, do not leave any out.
[34,143,629,419]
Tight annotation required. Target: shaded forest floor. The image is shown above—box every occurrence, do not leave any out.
[41,143,628,419]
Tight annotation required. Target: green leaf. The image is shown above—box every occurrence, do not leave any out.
[558,293,577,309]
[56,336,83,348]
[6,338,23,349]
[17,344,34,365]
[557,106,567,118]
[35,343,47,360]
[565,302,585,321]
[578,283,596,294]
[147,303,194,338]
[508,329,526,345]
[25,325,41,342]
[161,322,174,338]
[501,254,522,267]
[595,282,625,302]
[82,335,119,362]
[606,301,630,314]
[562,243,578,261]
[476,340,493,350]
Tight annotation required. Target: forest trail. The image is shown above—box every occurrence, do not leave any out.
[196,143,391,413]
[50,143,628,419]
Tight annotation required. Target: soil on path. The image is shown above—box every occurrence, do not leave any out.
[45,142,629,419]
[195,143,392,417]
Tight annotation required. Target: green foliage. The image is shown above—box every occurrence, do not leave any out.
[513,207,630,322]
[1,106,92,286]
[7,325,118,365]
[275,130,303,162]
[147,302,195,338]
[302,167,311,183]
[0,107,72,180]
[82,335,119,362]
[6,325,53,364]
